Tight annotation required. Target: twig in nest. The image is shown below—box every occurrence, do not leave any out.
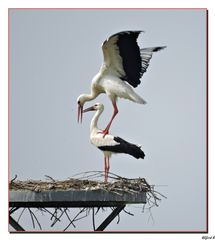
[18,208,26,223]
[73,208,89,222]
[45,175,55,182]
[64,209,76,229]
[28,208,42,230]
[63,208,87,231]
[123,208,134,216]
[95,207,101,215]
[142,204,146,213]
[153,190,167,199]
[52,208,59,222]
[64,208,87,231]
[28,209,35,229]
[117,211,120,224]
[147,205,155,225]
[10,174,17,183]
[42,208,61,224]
[51,208,65,227]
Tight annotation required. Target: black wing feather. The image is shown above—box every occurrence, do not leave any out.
[109,31,166,88]
[98,136,145,159]
[116,31,143,88]
[102,31,166,88]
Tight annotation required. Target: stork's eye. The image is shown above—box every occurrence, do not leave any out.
[78,100,80,104]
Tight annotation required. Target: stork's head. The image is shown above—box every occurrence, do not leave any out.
[83,103,104,113]
[77,94,87,123]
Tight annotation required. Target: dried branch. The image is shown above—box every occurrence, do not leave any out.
[18,208,26,223]
[73,209,89,222]
[63,208,87,231]
[117,212,120,224]
[51,208,66,227]
[28,209,35,229]
[42,208,61,225]
[45,175,55,182]
[64,209,76,228]
[10,174,17,183]
[28,208,42,230]
[123,209,134,217]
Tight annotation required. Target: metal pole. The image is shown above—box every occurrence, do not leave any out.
[9,216,25,231]
[95,205,125,231]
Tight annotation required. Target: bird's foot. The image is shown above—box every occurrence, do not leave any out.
[98,128,109,138]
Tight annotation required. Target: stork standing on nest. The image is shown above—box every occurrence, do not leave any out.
[83,103,145,182]
[77,30,166,136]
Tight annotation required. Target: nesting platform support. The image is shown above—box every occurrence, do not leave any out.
[9,189,147,231]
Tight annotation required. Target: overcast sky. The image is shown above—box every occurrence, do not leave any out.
[9,9,207,231]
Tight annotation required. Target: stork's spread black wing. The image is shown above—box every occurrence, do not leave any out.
[102,31,166,88]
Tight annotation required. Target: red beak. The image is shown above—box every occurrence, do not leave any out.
[83,106,95,113]
[77,104,83,123]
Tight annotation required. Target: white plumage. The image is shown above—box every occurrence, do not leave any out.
[77,31,166,136]
[83,103,145,182]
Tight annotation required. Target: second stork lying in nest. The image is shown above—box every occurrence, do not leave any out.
[83,103,145,182]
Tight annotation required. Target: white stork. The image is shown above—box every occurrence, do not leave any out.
[83,103,145,182]
[77,30,166,136]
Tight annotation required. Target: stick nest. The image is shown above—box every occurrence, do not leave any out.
[10,171,152,195]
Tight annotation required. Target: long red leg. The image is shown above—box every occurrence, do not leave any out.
[100,101,118,137]
[106,156,110,182]
[104,156,107,182]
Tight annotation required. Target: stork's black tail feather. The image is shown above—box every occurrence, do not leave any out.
[114,137,145,159]
[98,136,145,159]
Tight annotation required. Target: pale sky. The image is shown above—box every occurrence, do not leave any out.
[9,9,207,231]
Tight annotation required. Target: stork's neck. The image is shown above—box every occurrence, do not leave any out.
[82,73,102,103]
[90,108,103,133]
[83,90,98,103]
